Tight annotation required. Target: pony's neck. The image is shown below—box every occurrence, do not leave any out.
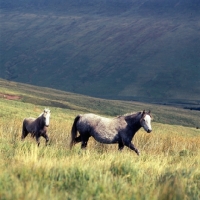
[132,123,142,135]
[125,112,142,133]
[37,115,45,127]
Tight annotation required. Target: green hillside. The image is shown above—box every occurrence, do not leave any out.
[0,78,199,128]
[0,0,200,104]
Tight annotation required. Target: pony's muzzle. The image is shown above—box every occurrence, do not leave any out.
[147,129,152,133]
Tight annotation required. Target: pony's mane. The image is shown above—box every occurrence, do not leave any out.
[116,111,141,119]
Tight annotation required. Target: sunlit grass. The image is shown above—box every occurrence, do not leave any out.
[0,102,200,199]
[0,81,200,199]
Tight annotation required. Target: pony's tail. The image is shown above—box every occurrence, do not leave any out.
[70,115,80,149]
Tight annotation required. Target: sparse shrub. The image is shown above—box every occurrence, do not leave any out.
[179,149,190,157]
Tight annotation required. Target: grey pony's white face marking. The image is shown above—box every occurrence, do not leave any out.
[141,113,152,133]
[42,108,51,127]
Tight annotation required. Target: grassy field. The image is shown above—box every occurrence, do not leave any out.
[0,81,200,199]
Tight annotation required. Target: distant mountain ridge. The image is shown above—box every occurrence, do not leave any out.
[0,0,200,105]
[1,0,200,12]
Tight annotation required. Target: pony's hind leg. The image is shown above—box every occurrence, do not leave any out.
[21,129,28,140]
[74,135,82,144]
[36,136,40,147]
[72,132,90,149]
[70,135,82,149]
[81,140,88,149]
[81,133,90,149]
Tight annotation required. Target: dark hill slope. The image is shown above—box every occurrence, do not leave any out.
[0,0,200,104]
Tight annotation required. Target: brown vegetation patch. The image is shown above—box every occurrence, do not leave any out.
[0,93,21,100]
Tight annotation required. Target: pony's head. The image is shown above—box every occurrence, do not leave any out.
[140,110,152,133]
[42,108,51,127]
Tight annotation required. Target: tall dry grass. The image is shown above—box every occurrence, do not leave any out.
[0,107,200,200]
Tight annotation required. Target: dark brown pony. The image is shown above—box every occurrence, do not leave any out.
[70,110,152,155]
[21,108,51,146]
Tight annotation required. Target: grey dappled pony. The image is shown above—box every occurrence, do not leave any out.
[70,110,152,155]
[21,108,51,146]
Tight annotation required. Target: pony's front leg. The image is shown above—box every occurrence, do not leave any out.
[42,133,49,146]
[125,142,140,156]
[118,139,124,151]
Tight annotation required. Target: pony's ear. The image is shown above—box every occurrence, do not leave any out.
[142,110,145,116]
[148,110,153,119]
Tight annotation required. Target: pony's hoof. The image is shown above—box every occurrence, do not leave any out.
[136,150,140,156]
